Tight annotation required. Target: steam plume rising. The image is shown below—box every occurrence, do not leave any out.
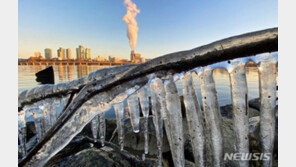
[122,0,140,50]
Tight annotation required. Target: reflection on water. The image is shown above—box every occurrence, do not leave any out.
[58,65,66,83]
[18,65,276,106]
[67,66,74,81]
[18,65,111,93]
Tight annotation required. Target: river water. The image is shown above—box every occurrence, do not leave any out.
[18,65,263,107]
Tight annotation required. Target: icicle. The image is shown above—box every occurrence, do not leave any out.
[138,85,150,154]
[25,96,102,167]
[150,78,172,145]
[18,110,27,158]
[32,107,44,142]
[181,72,205,167]
[164,77,185,167]
[150,78,164,167]
[99,112,106,146]
[98,86,140,113]
[256,53,277,167]
[228,60,249,167]
[114,102,125,151]
[199,69,223,167]
[127,93,140,133]
[91,115,99,142]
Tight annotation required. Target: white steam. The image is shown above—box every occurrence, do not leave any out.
[122,0,140,50]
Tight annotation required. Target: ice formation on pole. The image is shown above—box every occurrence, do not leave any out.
[91,115,99,142]
[150,78,164,167]
[127,93,141,133]
[138,85,150,154]
[228,59,250,167]
[24,97,102,167]
[98,112,106,146]
[150,78,172,147]
[254,53,277,167]
[164,77,185,167]
[198,69,223,167]
[114,102,125,151]
[182,72,206,167]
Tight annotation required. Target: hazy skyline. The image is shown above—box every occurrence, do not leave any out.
[18,0,277,59]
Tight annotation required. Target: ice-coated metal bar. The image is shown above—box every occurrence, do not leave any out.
[114,102,125,151]
[199,69,223,167]
[229,62,249,167]
[138,85,150,154]
[182,72,205,167]
[127,93,141,133]
[150,78,164,167]
[257,53,277,167]
[164,77,185,167]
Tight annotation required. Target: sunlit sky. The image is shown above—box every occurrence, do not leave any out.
[18,0,278,59]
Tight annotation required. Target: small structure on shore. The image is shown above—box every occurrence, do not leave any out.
[35,66,55,84]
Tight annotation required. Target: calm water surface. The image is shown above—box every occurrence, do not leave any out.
[18,65,266,106]
[18,65,111,92]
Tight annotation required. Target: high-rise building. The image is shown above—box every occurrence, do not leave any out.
[76,45,85,60]
[85,48,91,60]
[44,48,52,59]
[57,47,65,60]
[130,50,141,63]
[76,48,80,60]
[34,52,41,58]
[66,48,72,59]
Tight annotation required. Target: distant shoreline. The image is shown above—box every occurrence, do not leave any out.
[18,59,139,66]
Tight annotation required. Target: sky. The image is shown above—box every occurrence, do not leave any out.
[18,0,278,59]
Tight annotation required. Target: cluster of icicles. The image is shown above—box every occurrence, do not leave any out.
[18,52,277,167]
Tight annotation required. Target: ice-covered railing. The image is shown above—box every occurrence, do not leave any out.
[18,28,278,167]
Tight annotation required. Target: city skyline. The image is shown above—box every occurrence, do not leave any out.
[19,0,277,60]
[23,45,144,63]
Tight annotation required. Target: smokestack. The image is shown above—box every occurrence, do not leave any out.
[122,0,140,50]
